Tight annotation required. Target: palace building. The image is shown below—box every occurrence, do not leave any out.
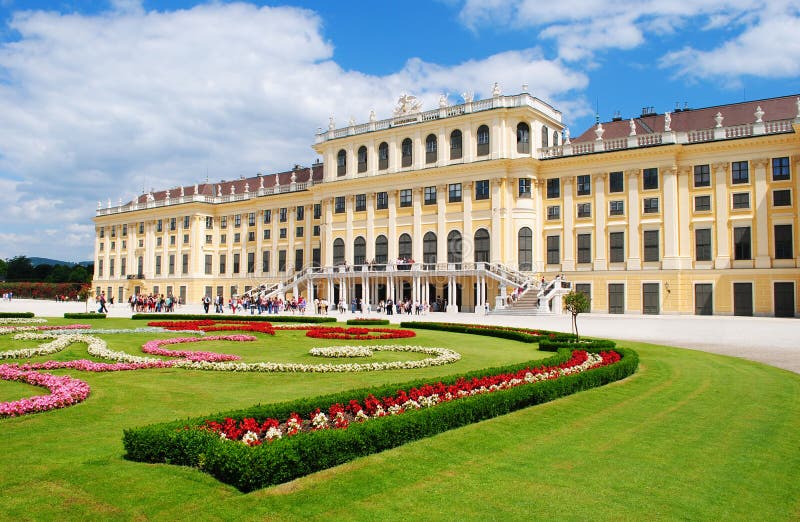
[92,88,800,317]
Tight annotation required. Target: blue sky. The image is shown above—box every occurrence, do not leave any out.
[0,0,798,261]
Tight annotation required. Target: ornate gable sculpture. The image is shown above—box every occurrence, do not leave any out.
[393,93,423,117]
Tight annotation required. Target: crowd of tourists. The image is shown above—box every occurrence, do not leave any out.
[128,293,179,313]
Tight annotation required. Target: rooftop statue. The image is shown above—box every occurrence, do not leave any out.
[393,93,422,116]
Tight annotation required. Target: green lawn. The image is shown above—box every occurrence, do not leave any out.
[1,317,798,520]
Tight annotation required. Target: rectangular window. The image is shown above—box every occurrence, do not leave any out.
[695,229,712,261]
[99,227,105,238]
[247,252,255,273]
[609,200,624,216]
[170,218,176,231]
[233,233,240,243]
[546,235,560,265]
[313,203,321,219]
[220,216,227,229]
[448,183,462,203]
[775,224,793,259]
[295,248,304,272]
[355,194,367,211]
[184,216,190,229]
[98,259,103,277]
[169,235,176,246]
[99,242,104,251]
[475,180,489,200]
[313,225,320,236]
[695,195,711,212]
[263,229,270,240]
[643,197,659,214]
[232,253,240,274]
[732,161,749,184]
[577,233,591,264]
[643,230,660,262]
[204,254,212,275]
[399,189,412,207]
[279,208,287,222]
[546,178,560,198]
[608,283,624,314]
[694,164,710,187]
[262,250,270,273]
[296,226,303,238]
[183,234,189,244]
[734,226,751,260]
[122,224,128,236]
[643,168,658,190]
[156,220,163,232]
[519,178,531,197]
[576,174,591,196]
[168,254,175,275]
[263,209,272,224]
[335,196,345,213]
[109,258,115,277]
[247,231,255,242]
[138,222,144,234]
[609,171,624,193]
[577,202,591,218]
[181,254,188,274]
[773,189,791,206]
[278,250,286,272]
[219,234,225,244]
[219,254,226,274]
[376,191,388,210]
[772,157,790,181]
[205,216,213,229]
[574,283,591,303]
[295,207,304,221]
[156,237,162,247]
[247,212,255,226]
[547,205,560,220]
[120,258,126,276]
[609,232,625,263]
[279,228,287,239]
[732,192,750,210]
[424,186,437,205]
[154,255,161,275]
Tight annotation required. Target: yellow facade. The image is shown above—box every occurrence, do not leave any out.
[93,92,800,316]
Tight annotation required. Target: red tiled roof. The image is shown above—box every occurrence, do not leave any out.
[134,163,324,204]
[573,94,799,143]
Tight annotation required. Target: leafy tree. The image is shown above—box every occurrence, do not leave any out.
[47,264,72,283]
[68,265,91,283]
[564,290,591,341]
[5,256,34,281]
[0,258,7,278]
[32,263,53,281]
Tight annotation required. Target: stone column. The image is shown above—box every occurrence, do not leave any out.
[676,167,692,267]
[437,184,447,266]
[534,179,545,272]
[713,163,731,269]
[490,179,502,263]
[388,190,398,261]
[562,176,575,271]
[626,170,641,270]
[593,173,607,270]
[323,198,334,266]
[366,192,375,261]
[413,187,423,261]
[662,165,681,269]
[752,158,771,268]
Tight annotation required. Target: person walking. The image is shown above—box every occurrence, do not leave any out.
[97,292,108,313]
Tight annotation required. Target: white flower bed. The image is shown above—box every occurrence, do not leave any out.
[0,318,47,324]
[309,346,373,358]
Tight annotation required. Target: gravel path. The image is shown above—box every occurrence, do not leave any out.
[1,298,798,374]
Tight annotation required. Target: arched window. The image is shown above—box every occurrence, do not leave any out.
[401,138,413,167]
[477,125,490,156]
[425,134,437,164]
[333,238,345,265]
[354,236,366,265]
[447,230,462,265]
[518,227,533,271]
[423,231,437,264]
[474,229,490,263]
[357,146,367,173]
[375,235,388,264]
[337,149,346,176]
[541,126,549,148]
[517,122,530,154]
[378,142,389,170]
[450,130,462,160]
[553,130,559,147]
[398,233,412,260]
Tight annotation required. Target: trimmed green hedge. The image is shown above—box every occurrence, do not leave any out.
[64,312,106,319]
[0,312,35,318]
[346,318,390,326]
[130,314,336,323]
[123,338,637,492]
[401,321,576,343]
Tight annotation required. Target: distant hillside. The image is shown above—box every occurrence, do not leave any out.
[29,257,92,267]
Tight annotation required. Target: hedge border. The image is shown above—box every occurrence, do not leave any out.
[130,314,336,323]
[64,312,106,319]
[0,312,35,318]
[346,318,390,326]
[123,324,637,492]
[401,321,576,343]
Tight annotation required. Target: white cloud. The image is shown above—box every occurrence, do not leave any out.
[0,3,589,261]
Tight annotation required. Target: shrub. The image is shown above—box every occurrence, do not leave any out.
[400,321,576,343]
[0,312,35,318]
[64,313,106,319]
[346,318,390,326]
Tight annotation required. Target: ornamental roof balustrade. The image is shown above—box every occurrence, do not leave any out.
[316,93,562,144]
[95,180,315,216]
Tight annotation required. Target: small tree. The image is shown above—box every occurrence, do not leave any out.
[564,290,591,340]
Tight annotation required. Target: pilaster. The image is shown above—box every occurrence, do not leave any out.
[593,173,607,270]
[752,158,771,268]
[626,170,641,270]
[713,163,730,268]
[562,176,575,271]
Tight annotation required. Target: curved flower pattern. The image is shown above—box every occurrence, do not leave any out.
[309,346,373,358]
[305,326,415,340]
[0,363,91,417]
[141,336,254,362]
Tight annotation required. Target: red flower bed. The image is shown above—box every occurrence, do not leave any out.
[305,327,416,340]
[147,320,276,335]
[204,349,620,445]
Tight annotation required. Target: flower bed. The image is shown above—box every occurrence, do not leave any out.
[147,320,276,335]
[0,363,91,417]
[0,317,45,324]
[309,346,374,358]
[305,326,415,340]
[141,336,256,362]
[123,328,639,492]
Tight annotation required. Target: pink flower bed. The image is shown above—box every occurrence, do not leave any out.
[141,335,255,362]
[0,363,91,417]
[14,359,175,372]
